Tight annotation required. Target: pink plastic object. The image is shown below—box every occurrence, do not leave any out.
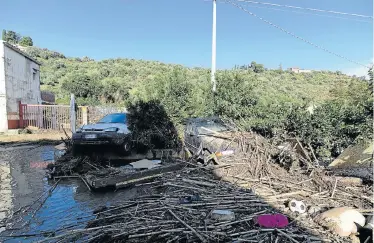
[255,214,289,228]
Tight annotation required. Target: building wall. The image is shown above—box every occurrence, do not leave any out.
[299,69,312,73]
[0,43,7,132]
[3,44,41,129]
[289,68,312,73]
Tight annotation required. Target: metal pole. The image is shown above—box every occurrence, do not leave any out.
[211,0,217,93]
[70,94,76,133]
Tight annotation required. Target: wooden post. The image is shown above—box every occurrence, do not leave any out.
[18,101,23,128]
[70,94,76,133]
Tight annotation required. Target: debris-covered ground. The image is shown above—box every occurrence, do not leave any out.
[33,130,372,243]
[0,130,372,243]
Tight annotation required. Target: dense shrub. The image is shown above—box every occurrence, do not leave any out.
[127,100,181,150]
[23,45,372,160]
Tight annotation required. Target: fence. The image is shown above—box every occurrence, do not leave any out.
[87,106,126,124]
[19,103,123,131]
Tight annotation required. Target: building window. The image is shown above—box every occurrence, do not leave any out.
[33,68,38,81]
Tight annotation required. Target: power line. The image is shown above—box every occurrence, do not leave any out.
[241,4,372,23]
[235,0,373,19]
[224,0,371,68]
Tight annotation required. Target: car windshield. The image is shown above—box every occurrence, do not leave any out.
[98,113,127,124]
[196,120,229,134]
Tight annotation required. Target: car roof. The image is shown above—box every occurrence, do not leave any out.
[104,113,127,115]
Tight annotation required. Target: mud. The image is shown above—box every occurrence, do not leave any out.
[0,144,141,242]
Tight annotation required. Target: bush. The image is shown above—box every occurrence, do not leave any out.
[21,45,372,160]
[286,99,372,158]
[127,100,181,150]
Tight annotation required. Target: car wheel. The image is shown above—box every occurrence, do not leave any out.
[120,141,132,155]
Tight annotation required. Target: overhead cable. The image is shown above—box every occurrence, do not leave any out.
[225,0,371,68]
[236,0,373,19]
[240,4,372,23]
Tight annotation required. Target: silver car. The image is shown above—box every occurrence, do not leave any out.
[184,117,236,164]
[72,113,132,155]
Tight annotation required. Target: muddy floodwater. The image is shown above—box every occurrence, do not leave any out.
[0,144,138,242]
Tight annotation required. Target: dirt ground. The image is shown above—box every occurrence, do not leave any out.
[0,133,69,143]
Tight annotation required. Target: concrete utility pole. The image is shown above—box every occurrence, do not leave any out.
[70,94,76,133]
[211,0,217,93]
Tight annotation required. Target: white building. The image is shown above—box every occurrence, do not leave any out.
[0,41,41,132]
[289,67,312,73]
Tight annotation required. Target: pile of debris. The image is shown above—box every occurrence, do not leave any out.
[209,132,372,205]
[45,130,372,242]
[41,166,342,243]
[203,131,373,242]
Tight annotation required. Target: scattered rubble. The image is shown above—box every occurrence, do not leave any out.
[40,166,335,243]
[38,129,373,242]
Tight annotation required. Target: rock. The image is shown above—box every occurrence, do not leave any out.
[314,207,366,237]
[211,210,235,222]
[308,206,322,215]
[54,143,67,150]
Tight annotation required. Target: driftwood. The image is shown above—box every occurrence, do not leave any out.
[6,131,371,243]
[28,161,365,243]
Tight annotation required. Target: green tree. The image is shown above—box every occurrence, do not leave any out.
[61,73,103,100]
[2,30,6,41]
[250,61,265,73]
[3,30,20,44]
[19,36,33,47]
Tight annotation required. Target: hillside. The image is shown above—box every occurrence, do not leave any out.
[25,46,361,106]
[24,46,372,159]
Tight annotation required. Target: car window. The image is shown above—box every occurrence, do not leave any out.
[196,121,229,134]
[98,113,127,123]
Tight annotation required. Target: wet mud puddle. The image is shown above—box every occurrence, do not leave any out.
[0,145,136,242]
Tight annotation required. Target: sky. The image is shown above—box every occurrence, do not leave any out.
[1,0,373,75]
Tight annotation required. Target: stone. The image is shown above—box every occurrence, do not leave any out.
[308,206,322,215]
[314,207,366,237]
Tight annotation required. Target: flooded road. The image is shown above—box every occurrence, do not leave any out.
[0,144,138,242]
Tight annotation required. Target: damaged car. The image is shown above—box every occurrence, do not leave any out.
[72,113,132,155]
[184,117,236,165]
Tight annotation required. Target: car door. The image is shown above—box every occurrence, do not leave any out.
[185,123,201,155]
